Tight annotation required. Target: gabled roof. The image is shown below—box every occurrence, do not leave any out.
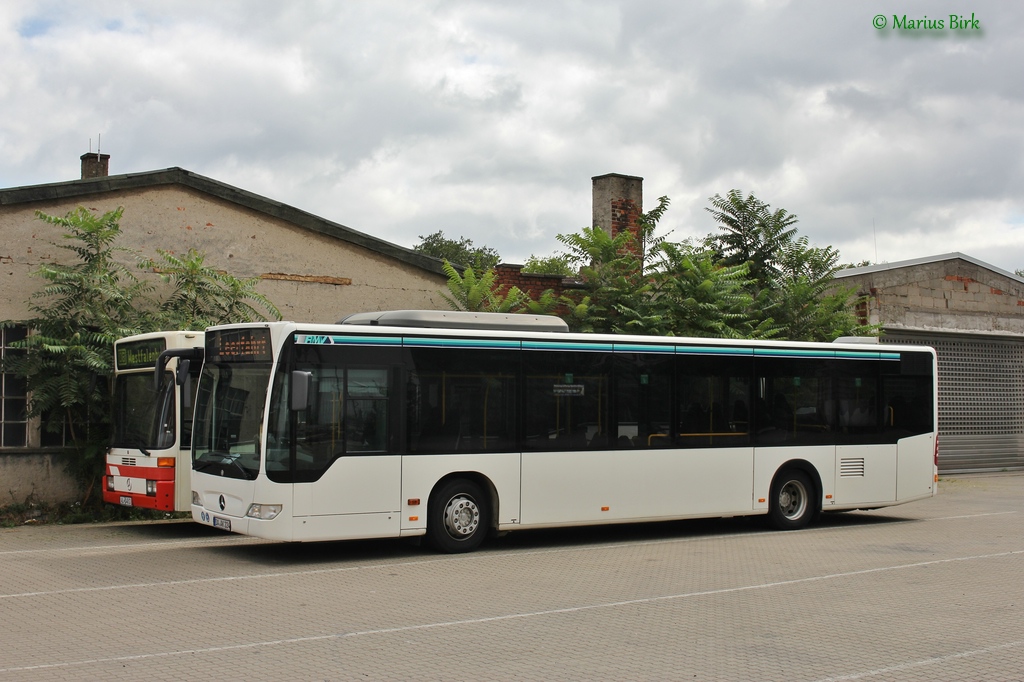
[835,252,1024,286]
[0,167,448,276]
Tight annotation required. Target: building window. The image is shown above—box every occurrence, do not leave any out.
[1,326,29,447]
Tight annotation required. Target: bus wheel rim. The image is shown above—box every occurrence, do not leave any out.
[443,495,480,539]
[779,480,807,519]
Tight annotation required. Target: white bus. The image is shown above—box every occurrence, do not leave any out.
[105,331,204,512]
[190,311,937,552]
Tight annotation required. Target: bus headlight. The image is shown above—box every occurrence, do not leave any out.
[146,480,157,496]
[246,504,283,520]
[192,491,201,506]
[106,476,114,492]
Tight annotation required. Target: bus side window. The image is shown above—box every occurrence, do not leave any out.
[676,354,752,449]
[406,348,518,454]
[755,357,831,446]
[613,353,673,449]
[523,351,610,451]
[344,368,389,453]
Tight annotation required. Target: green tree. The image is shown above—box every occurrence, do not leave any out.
[769,239,874,341]
[414,231,500,271]
[705,190,799,287]
[143,248,280,329]
[521,254,576,276]
[705,190,873,341]
[1,208,150,501]
[649,243,776,339]
[555,197,671,334]
[2,207,282,505]
[438,261,528,313]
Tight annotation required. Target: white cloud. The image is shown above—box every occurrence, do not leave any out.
[2,0,1023,272]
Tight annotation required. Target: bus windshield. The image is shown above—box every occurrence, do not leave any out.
[110,372,175,451]
[192,362,272,480]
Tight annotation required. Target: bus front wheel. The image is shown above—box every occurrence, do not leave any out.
[427,479,489,553]
[768,469,816,530]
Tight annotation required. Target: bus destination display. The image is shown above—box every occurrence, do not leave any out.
[209,328,273,363]
[116,338,167,370]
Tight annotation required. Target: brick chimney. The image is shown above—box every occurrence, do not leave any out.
[592,173,642,240]
[80,152,110,179]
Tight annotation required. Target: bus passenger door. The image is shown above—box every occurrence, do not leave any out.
[288,364,402,539]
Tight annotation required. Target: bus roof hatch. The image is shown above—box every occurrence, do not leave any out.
[338,309,569,333]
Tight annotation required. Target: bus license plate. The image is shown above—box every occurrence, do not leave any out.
[119,496,133,507]
[213,516,231,531]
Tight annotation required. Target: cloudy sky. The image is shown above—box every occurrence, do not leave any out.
[3,1,1022,272]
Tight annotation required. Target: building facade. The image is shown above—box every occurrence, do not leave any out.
[1,157,451,503]
[835,254,1024,472]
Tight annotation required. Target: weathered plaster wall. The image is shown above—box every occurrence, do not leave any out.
[0,452,79,506]
[0,184,448,323]
[1,180,450,504]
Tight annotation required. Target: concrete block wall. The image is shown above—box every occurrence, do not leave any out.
[839,257,1024,335]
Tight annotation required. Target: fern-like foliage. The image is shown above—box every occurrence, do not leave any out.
[142,248,281,329]
[438,261,528,313]
[1,208,284,504]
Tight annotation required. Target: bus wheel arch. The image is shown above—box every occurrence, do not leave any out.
[426,473,496,553]
[767,462,820,531]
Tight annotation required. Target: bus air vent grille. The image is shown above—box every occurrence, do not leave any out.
[839,458,865,477]
[121,458,137,466]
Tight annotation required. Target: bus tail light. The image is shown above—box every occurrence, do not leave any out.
[246,503,283,520]
[157,457,175,468]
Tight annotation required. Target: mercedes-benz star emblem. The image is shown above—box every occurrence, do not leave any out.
[219,495,226,511]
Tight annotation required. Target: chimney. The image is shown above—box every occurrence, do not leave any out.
[592,173,643,239]
[80,152,110,179]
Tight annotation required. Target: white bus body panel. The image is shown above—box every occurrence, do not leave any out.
[400,453,522,531]
[192,472,260,537]
[175,452,191,510]
[752,446,836,512]
[520,447,755,526]
[897,433,937,502]
[289,455,402,542]
[833,444,897,508]
[292,456,402,517]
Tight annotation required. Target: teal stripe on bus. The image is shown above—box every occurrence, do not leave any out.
[676,346,754,356]
[522,341,615,352]
[833,350,903,360]
[295,334,402,346]
[612,343,676,354]
[754,348,836,359]
[403,337,521,350]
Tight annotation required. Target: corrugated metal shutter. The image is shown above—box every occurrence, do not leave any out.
[882,332,1024,472]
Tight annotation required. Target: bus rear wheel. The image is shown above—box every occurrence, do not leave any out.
[768,469,816,530]
[427,479,489,553]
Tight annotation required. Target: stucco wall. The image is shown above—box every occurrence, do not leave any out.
[1,180,451,504]
[0,184,448,323]
[0,451,79,506]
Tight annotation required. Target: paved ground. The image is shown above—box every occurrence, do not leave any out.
[0,474,1022,681]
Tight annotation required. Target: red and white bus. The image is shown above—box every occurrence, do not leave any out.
[189,311,937,552]
[104,331,203,511]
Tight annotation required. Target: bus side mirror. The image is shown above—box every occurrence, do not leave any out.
[176,359,193,408]
[291,371,313,411]
[176,359,190,386]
